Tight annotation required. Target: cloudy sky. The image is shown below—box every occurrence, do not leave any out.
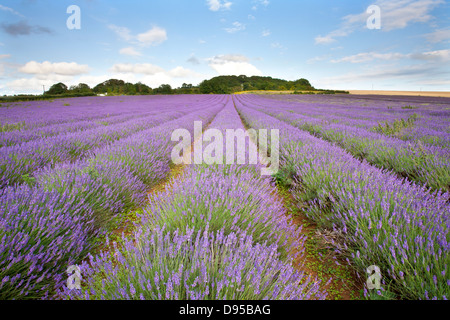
[0,0,449,94]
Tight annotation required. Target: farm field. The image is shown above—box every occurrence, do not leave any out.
[0,93,449,300]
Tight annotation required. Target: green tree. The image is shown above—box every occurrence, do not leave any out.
[154,84,173,94]
[45,82,68,95]
[69,83,92,94]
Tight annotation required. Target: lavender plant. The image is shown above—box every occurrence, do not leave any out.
[58,226,326,300]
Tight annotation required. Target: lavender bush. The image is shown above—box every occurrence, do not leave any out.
[58,226,326,300]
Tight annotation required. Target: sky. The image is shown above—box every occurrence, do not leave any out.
[0,0,449,94]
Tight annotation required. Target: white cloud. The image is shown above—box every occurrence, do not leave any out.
[167,66,200,78]
[208,54,263,76]
[262,29,271,37]
[5,73,83,93]
[252,0,270,10]
[0,4,25,18]
[270,42,287,51]
[110,63,164,75]
[210,54,250,63]
[307,55,331,64]
[109,24,167,47]
[136,26,167,46]
[331,52,405,63]
[315,0,445,44]
[108,24,133,42]
[423,27,450,43]
[207,0,232,11]
[410,49,450,61]
[224,21,245,33]
[19,61,89,76]
[109,63,200,80]
[315,35,337,45]
[372,0,444,31]
[0,54,11,59]
[119,47,142,57]
[7,77,54,93]
[331,49,450,63]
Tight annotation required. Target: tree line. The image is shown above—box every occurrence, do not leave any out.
[46,75,317,95]
[198,75,315,94]
[1,75,348,102]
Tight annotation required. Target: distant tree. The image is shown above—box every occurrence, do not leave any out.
[93,79,125,94]
[135,82,152,94]
[124,83,136,95]
[154,84,173,94]
[175,83,195,94]
[69,83,92,94]
[45,82,68,95]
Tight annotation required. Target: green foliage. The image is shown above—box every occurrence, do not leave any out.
[45,82,68,95]
[69,83,93,94]
[373,113,419,136]
[153,84,173,95]
[0,121,26,132]
[199,75,315,94]
[401,105,417,109]
[21,173,37,187]
[93,79,154,96]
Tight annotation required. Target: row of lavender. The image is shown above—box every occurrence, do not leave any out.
[234,97,449,300]
[236,94,450,193]
[265,93,450,126]
[0,96,222,187]
[0,111,156,147]
[263,94,450,148]
[0,95,225,299]
[0,95,219,128]
[58,100,327,300]
[251,94,450,154]
[0,95,220,146]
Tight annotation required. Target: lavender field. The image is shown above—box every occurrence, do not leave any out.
[0,93,449,300]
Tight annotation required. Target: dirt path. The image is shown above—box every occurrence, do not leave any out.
[274,187,363,300]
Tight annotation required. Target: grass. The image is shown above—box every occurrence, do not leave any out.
[0,121,26,132]
[401,105,418,109]
[373,113,419,136]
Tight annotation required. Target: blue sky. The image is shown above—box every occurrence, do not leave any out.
[0,0,449,94]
